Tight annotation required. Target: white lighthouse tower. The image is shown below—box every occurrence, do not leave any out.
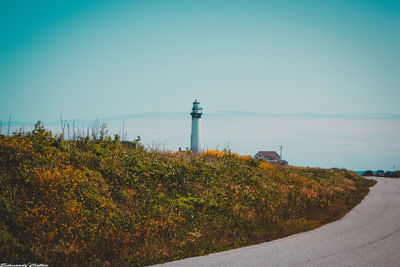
[190,99,203,153]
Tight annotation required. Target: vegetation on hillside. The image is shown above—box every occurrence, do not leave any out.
[0,122,375,266]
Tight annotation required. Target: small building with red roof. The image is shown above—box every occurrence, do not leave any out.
[255,151,288,165]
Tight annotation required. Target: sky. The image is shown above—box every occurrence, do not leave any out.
[0,0,399,170]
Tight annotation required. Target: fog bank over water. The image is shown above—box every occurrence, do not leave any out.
[101,113,399,171]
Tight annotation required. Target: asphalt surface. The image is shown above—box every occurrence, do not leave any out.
[155,177,400,267]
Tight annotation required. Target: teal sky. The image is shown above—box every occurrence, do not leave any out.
[1,0,400,122]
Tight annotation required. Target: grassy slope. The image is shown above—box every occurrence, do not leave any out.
[0,123,376,266]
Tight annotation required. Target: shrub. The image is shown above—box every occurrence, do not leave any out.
[0,125,376,266]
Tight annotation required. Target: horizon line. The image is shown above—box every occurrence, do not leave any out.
[2,111,400,126]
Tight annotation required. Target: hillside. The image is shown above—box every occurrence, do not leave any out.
[0,122,376,266]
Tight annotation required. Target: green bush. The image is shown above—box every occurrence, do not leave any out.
[0,124,375,266]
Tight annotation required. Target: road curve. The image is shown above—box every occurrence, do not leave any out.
[155,177,400,267]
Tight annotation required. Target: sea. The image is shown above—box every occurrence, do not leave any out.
[355,171,365,175]
[354,170,394,175]
[10,113,400,171]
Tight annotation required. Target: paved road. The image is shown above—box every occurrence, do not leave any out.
[156,177,400,267]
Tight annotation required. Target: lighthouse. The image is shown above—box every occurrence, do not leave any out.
[190,99,203,153]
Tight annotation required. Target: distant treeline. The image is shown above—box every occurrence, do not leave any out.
[0,122,375,266]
